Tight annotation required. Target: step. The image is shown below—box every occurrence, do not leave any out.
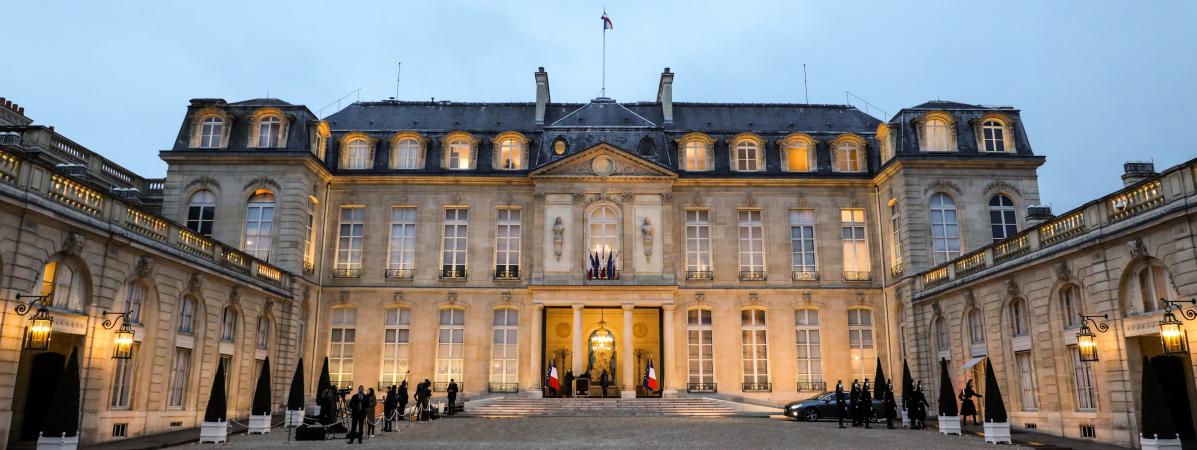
[463,398,737,417]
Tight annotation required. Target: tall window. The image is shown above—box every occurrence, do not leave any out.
[1070,346,1098,410]
[734,139,761,171]
[924,117,951,151]
[334,207,365,276]
[683,140,709,171]
[447,139,471,170]
[841,209,870,275]
[436,309,465,385]
[199,116,224,148]
[303,198,317,272]
[794,309,822,387]
[220,355,233,404]
[441,208,469,277]
[848,309,875,379]
[587,205,619,273]
[257,116,282,148]
[789,210,817,275]
[929,193,960,264]
[968,309,985,345]
[40,260,84,313]
[110,346,135,408]
[387,207,417,278]
[328,307,356,388]
[381,307,410,386]
[490,309,519,387]
[981,120,1006,152]
[684,210,713,278]
[344,139,371,170]
[935,318,949,355]
[889,203,902,269]
[177,296,196,335]
[243,192,275,260]
[123,281,144,324]
[989,195,1017,242]
[1061,285,1081,329]
[1015,351,1038,410]
[687,310,715,388]
[186,190,216,236]
[741,310,769,388]
[834,141,863,172]
[784,139,812,172]
[394,138,421,169]
[168,348,191,408]
[1135,265,1173,313]
[220,307,237,342]
[256,316,270,350]
[494,208,521,278]
[1010,298,1029,337]
[738,210,765,279]
[497,138,522,170]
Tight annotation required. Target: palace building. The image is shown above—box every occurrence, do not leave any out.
[0,67,1193,447]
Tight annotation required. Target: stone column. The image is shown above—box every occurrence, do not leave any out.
[572,304,584,374]
[621,303,636,398]
[529,304,544,397]
[662,304,678,397]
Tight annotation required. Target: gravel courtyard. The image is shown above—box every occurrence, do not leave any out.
[172,416,1026,449]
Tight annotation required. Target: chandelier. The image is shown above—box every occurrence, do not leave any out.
[591,310,614,352]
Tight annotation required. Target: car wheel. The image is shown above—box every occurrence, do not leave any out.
[803,407,819,422]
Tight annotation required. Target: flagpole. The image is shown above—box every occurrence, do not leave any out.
[602,23,606,97]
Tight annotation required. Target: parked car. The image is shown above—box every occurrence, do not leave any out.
[784,391,884,422]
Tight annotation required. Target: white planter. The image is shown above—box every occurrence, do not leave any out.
[199,420,228,444]
[285,409,304,427]
[938,415,962,436]
[1141,434,1183,450]
[901,409,911,428]
[36,433,79,450]
[248,414,271,434]
[983,421,1012,444]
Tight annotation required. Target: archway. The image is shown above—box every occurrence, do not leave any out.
[18,352,65,440]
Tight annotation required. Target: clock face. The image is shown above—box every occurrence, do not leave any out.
[553,139,567,155]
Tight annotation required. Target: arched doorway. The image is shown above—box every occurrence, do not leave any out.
[18,352,65,440]
[1148,355,1195,439]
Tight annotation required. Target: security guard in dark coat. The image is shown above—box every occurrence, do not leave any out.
[860,379,873,429]
[849,379,861,427]
[446,379,459,415]
[347,386,367,444]
[884,379,898,429]
[835,380,847,428]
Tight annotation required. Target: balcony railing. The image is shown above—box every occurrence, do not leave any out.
[686,383,717,393]
[126,207,168,241]
[303,260,315,275]
[432,382,462,392]
[922,266,950,290]
[889,263,904,277]
[49,174,103,216]
[0,147,20,183]
[440,267,468,279]
[332,268,362,279]
[993,233,1031,264]
[742,382,772,393]
[739,271,767,281]
[796,381,827,392]
[953,250,988,278]
[685,270,713,280]
[488,383,519,393]
[494,266,520,280]
[220,249,251,275]
[586,269,620,281]
[843,271,873,281]
[1039,211,1086,247]
[791,270,819,281]
[385,268,414,279]
[1108,179,1164,222]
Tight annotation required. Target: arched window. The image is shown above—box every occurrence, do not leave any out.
[834,140,863,172]
[186,190,216,236]
[40,260,85,313]
[393,138,421,170]
[1010,298,1028,337]
[220,307,237,342]
[587,205,620,277]
[490,309,519,388]
[177,295,196,335]
[199,116,225,148]
[447,138,472,170]
[981,120,1007,152]
[733,139,762,172]
[1134,264,1174,313]
[783,139,813,172]
[930,193,961,264]
[847,309,874,379]
[989,194,1018,242]
[344,139,371,170]
[968,309,985,345]
[257,116,282,148]
[244,192,275,260]
[935,318,949,355]
[256,316,270,350]
[123,281,144,324]
[1061,285,1082,329]
[681,139,710,171]
[497,138,523,170]
[924,117,952,151]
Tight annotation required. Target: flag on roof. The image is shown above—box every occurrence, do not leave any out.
[601,11,613,30]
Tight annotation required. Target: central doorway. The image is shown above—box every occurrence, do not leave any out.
[542,306,662,398]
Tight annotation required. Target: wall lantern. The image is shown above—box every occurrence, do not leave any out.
[1076,314,1110,362]
[14,294,54,351]
[102,311,136,359]
[1159,298,1196,356]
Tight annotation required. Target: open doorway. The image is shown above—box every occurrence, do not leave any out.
[1149,355,1195,440]
[17,351,66,441]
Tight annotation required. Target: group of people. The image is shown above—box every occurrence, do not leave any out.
[314,377,462,444]
[834,378,899,429]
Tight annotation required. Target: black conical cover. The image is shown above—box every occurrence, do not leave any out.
[983,358,1007,423]
[1140,356,1177,440]
[316,357,331,397]
[901,359,915,410]
[287,357,304,410]
[873,358,887,400]
[204,359,228,422]
[252,357,272,415]
[938,358,958,416]
[43,347,80,438]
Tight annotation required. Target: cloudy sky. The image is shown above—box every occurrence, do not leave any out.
[4,1,1194,210]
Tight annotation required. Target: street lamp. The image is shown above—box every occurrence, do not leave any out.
[14,294,53,351]
[1159,298,1196,356]
[1076,314,1110,362]
[102,311,136,359]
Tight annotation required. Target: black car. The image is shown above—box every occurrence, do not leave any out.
[783,391,885,422]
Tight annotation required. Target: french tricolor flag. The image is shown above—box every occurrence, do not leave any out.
[643,359,658,391]
[547,360,560,390]
[601,12,613,30]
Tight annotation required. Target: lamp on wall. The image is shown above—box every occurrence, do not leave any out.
[1159,298,1196,356]
[14,294,53,351]
[102,311,135,359]
[1076,314,1110,362]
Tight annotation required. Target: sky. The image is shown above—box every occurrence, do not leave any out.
[3,1,1195,210]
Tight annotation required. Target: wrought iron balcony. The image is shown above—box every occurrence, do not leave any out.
[440,267,467,280]
[432,382,463,392]
[686,382,717,393]
[742,382,772,393]
[488,382,519,393]
[494,266,520,280]
[889,263,903,278]
[738,271,767,281]
[586,269,620,281]
[791,270,819,281]
[303,260,315,275]
[385,268,414,279]
[685,270,713,280]
[843,271,873,281]
[796,381,826,392]
[332,268,361,279]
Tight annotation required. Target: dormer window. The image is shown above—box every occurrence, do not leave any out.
[780,134,814,172]
[190,108,231,149]
[257,116,282,148]
[677,133,714,172]
[442,132,477,170]
[832,137,866,173]
[345,139,371,169]
[199,117,225,148]
[877,124,895,163]
[918,112,956,152]
[395,139,421,169]
[730,134,765,172]
[981,119,1009,153]
[492,132,529,170]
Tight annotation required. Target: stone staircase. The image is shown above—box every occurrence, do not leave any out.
[464,397,737,417]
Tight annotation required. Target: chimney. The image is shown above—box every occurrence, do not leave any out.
[656,67,674,125]
[534,67,550,125]
[1025,205,1054,227]
[1121,161,1157,186]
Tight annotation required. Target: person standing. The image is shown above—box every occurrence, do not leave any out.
[418,379,432,421]
[960,379,983,425]
[446,379,459,416]
[910,381,929,430]
[366,388,378,437]
[382,386,396,432]
[884,379,898,429]
[564,370,574,398]
[320,386,338,426]
[348,386,367,444]
[849,379,861,427]
[860,379,873,429]
[835,380,847,429]
[398,381,409,421]
[599,370,610,398]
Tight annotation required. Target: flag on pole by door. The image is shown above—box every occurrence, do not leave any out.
[601,11,613,30]
[547,360,560,390]
[643,359,658,391]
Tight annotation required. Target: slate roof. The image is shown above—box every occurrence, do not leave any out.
[229,98,293,106]
[548,98,656,128]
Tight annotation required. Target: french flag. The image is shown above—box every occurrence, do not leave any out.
[601,12,613,30]
[547,360,560,390]
[643,359,658,391]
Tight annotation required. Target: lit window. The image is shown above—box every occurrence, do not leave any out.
[989,195,1018,242]
[243,192,275,260]
[789,210,817,273]
[334,207,365,275]
[303,198,317,272]
[257,116,282,148]
[734,139,761,171]
[923,117,952,151]
[981,120,1007,152]
[1070,346,1098,410]
[436,309,465,386]
[1135,264,1173,313]
[110,344,136,408]
[794,309,822,385]
[587,205,619,273]
[684,210,712,277]
[840,209,870,274]
[738,210,765,278]
[1062,285,1082,329]
[784,139,812,172]
[929,193,960,264]
[687,310,714,388]
[447,139,471,170]
[381,307,411,386]
[497,138,523,170]
[199,116,224,148]
[344,139,371,170]
[889,203,902,268]
[123,281,144,324]
[40,260,84,313]
[494,208,521,278]
[848,309,874,379]
[834,141,864,172]
[490,309,519,387]
[186,190,216,236]
[394,138,421,169]
[388,207,417,277]
[329,307,356,388]
[682,139,709,171]
[441,208,469,277]
[741,309,769,386]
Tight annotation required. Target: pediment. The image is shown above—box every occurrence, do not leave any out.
[530,143,676,180]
